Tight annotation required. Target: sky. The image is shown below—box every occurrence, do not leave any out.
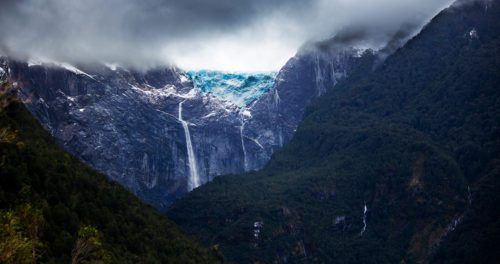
[0,0,454,72]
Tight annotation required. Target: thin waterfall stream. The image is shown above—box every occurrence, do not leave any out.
[179,101,201,190]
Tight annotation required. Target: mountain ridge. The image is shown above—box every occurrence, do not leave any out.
[168,0,500,262]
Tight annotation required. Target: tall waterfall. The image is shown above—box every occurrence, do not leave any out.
[179,101,201,191]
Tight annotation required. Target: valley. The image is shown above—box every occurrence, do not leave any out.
[0,0,498,263]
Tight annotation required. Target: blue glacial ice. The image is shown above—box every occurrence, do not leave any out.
[187,70,277,108]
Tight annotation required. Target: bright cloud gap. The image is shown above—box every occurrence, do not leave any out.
[0,0,454,72]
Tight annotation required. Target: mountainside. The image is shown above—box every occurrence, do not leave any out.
[168,1,500,263]
[0,82,221,262]
[0,42,364,210]
[243,46,367,166]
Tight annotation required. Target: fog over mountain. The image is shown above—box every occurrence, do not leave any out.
[0,0,453,71]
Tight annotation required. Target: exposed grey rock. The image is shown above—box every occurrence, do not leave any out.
[0,45,365,211]
[245,46,363,168]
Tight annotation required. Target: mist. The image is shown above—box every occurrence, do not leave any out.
[0,0,454,71]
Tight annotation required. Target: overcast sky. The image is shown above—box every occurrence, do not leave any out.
[0,0,454,71]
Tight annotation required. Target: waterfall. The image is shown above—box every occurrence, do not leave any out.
[273,89,281,107]
[240,121,248,171]
[314,54,326,96]
[360,202,368,236]
[179,101,201,191]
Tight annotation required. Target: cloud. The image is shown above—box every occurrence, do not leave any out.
[0,0,454,71]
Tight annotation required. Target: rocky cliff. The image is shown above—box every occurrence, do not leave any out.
[0,44,365,210]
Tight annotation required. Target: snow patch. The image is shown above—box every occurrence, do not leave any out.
[353,48,368,58]
[58,63,95,79]
[129,83,199,102]
[241,109,252,118]
[179,74,189,83]
[105,63,119,71]
[28,59,43,67]
[27,58,95,80]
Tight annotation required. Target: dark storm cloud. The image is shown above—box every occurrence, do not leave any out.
[0,0,455,70]
[0,0,301,64]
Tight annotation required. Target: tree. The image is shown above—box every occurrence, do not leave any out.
[71,225,107,264]
[0,204,43,264]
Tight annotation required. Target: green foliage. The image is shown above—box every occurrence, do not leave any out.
[0,94,222,263]
[71,225,106,264]
[0,203,43,264]
[169,2,500,263]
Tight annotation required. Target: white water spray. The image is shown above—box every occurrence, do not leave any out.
[360,201,368,236]
[179,101,201,191]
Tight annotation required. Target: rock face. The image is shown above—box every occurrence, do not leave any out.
[244,46,364,165]
[0,45,364,210]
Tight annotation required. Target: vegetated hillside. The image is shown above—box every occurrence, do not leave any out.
[168,1,500,263]
[0,87,221,262]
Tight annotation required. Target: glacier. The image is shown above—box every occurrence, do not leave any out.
[187,70,277,107]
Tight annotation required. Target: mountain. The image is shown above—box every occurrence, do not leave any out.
[0,81,221,262]
[168,0,500,263]
[0,43,364,210]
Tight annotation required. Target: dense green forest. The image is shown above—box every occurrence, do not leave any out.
[169,1,500,263]
[0,86,222,263]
